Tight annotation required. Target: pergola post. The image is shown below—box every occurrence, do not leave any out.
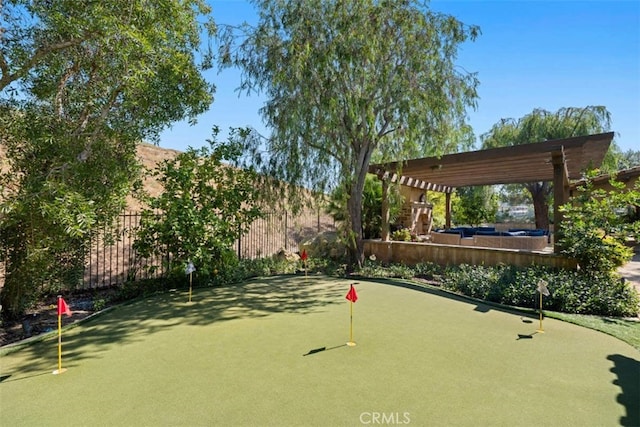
[381,178,390,241]
[552,148,569,254]
[445,192,452,229]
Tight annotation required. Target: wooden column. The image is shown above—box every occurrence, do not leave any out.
[552,148,569,253]
[381,178,390,241]
[445,191,452,229]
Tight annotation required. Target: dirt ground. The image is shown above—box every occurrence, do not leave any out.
[0,289,116,348]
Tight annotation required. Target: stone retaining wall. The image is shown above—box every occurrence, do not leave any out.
[364,240,577,269]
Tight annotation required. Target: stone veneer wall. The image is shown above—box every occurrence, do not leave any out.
[364,240,577,269]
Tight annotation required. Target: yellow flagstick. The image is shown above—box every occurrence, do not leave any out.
[188,272,193,303]
[53,298,67,375]
[347,299,355,346]
[346,283,357,346]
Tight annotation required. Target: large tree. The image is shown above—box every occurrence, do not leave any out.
[0,0,214,318]
[218,0,479,267]
[481,106,612,231]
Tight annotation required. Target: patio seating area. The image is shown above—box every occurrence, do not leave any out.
[430,227,550,251]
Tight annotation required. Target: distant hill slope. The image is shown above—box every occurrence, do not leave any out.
[128,143,181,211]
[0,142,179,211]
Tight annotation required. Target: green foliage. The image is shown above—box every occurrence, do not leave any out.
[326,175,402,239]
[301,232,348,261]
[391,228,413,242]
[219,0,479,267]
[619,149,640,169]
[357,260,443,280]
[601,144,640,173]
[441,264,639,317]
[452,186,498,226]
[134,136,264,282]
[429,191,459,229]
[0,0,215,320]
[559,176,639,273]
[355,258,639,317]
[358,259,640,317]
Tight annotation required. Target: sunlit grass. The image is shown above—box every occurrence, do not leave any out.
[546,311,640,351]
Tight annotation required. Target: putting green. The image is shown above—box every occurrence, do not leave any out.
[1,276,638,426]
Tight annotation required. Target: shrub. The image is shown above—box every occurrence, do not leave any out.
[391,228,412,242]
[413,262,443,280]
[440,263,639,317]
[558,176,639,273]
[442,264,501,301]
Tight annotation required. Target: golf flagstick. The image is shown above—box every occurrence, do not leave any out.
[186,261,196,303]
[300,249,308,280]
[536,279,550,333]
[53,296,71,375]
[345,283,358,346]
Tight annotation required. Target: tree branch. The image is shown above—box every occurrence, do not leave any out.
[0,37,87,91]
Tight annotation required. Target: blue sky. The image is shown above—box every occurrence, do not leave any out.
[159,0,640,153]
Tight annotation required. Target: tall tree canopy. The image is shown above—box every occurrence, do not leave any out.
[0,0,214,318]
[481,106,612,231]
[218,0,479,267]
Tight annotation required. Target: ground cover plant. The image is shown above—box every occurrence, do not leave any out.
[1,276,638,426]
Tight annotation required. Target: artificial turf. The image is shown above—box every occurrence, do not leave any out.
[1,275,638,426]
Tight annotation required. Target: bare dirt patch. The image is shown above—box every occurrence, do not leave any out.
[0,289,117,348]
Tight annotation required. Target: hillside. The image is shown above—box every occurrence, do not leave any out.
[0,142,180,211]
[127,143,181,211]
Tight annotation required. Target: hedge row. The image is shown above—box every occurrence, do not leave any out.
[359,261,639,318]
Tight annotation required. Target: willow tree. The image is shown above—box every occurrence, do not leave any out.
[0,0,214,318]
[481,106,612,231]
[218,0,479,267]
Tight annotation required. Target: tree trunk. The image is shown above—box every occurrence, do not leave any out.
[1,270,25,321]
[346,141,374,271]
[527,182,551,230]
[347,180,365,271]
[0,236,28,321]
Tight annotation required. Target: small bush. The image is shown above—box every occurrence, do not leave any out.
[442,264,500,301]
[391,228,412,242]
[413,262,443,280]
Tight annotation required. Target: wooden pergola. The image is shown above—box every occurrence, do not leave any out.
[369,132,615,253]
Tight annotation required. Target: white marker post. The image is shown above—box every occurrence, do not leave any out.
[186,261,196,303]
[536,279,550,333]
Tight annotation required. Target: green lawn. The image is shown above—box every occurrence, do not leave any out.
[546,311,640,351]
[1,275,638,426]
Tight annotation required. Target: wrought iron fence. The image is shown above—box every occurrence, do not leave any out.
[0,209,335,290]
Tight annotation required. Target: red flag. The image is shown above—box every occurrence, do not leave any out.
[345,284,358,303]
[57,297,72,317]
[300,249,308,262]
